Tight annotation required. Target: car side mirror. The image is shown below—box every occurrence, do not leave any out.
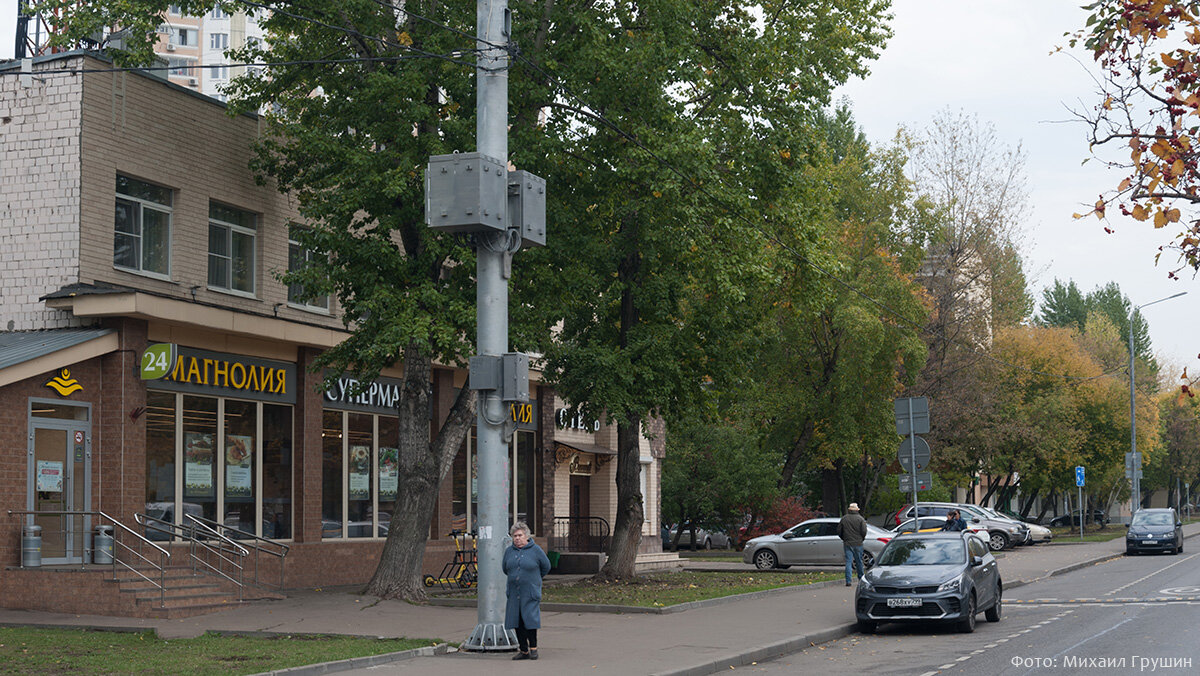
[1124,524,1129,529]
[971,518,981,523]
[782,533,794,540]
[970,556,984,567]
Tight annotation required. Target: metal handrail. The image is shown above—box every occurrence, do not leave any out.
[8,510,171,607]
[184,514,289,591]
[135,513,248,598]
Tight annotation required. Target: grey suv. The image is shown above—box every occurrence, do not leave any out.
[897,502,1029,551]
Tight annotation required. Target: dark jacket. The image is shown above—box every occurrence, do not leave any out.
[837,513,868,547]
[503,540,552,630]
[941,517,968,532]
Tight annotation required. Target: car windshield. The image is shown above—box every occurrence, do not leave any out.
[878,539,965,566]
[1132,513,1174,527]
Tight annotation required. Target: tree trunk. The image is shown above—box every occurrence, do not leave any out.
[365,345,475,601]
[596,413,645,581]
[1019,488,1039,519]
[978,475,1003,507]
[821,466,841,516]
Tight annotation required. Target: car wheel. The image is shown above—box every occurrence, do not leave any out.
[704,538,712,550]
[857,620,876,634]
[754,549,778,570]
[985,583,1002,623]
[1172,540,1181,555]
[989,532,1009,551]
[957,592,977,633]
[862,551,875,569]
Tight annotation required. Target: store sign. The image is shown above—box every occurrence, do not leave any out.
[511,402,537,431]
[323,374,404,415]
[556,407,599,432]
[45,368,83,397]
[140,343,178,380]
[151,347,296,404]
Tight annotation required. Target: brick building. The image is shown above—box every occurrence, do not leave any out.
[0,53,669,617]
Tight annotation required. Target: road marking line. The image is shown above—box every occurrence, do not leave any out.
[985,643,998,648]
[996,638,1009,643]
[1105,552,1200,595]
[956,655,972,661]
[972,649,985,654]
[938,664,956,669]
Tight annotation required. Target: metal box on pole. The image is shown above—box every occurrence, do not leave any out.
[508,170,546,247]
[425,153,508,233]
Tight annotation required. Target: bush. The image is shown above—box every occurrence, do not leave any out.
[737,497,820,546]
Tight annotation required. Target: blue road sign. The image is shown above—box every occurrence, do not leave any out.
[1075,466,1085,487]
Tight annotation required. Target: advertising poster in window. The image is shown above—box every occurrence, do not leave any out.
[379,446,398,500]
[36,460,64,493]
[184,432,214,497]
[349,445,371,500]
[225,435,253,497]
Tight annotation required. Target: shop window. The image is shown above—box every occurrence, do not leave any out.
[347,414,374,539]
[182,395,218,523]
[208,202,257,295]
[263,404,293,539]
[115,174,172,277]
[144,391,176,532]
[322,410,344,539]
[146,392,292,540]
[223,399,256,536]
[378,417,399,537]
[451,430,538,533]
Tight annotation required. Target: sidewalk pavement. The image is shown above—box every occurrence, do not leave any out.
[2,523,1197,676]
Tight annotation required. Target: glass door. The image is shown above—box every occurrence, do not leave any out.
[29,402,91,565]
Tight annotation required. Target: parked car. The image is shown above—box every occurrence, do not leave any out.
[895,502,1028,551]
[893,516,991,547]
[1048,510,1109,528]
[742,517,893,570]
[975,506,1041,545]
[1024,522,1052,544]
[855,531,1002,634]
[668,524,732,550]
[1125,508,1183,555]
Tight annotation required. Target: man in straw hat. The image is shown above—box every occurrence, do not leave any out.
[837,502,868,586]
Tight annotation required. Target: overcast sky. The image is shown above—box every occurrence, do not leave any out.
[2,1,1197,372]
[838,1,1199,375]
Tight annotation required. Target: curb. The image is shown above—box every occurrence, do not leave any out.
[249,643,449,676]
[653,624,858,676]
[426,577,845,615]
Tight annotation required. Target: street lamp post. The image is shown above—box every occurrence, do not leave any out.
[1128,291,1188,518]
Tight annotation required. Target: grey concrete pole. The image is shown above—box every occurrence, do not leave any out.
[464,0,515,651]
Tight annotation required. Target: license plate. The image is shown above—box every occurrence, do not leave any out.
[886,597,922,608]
[1143,540,1156,544]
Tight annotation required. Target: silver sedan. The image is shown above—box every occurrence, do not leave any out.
[742,517,892,569]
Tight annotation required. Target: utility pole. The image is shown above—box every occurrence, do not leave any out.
[1127,291,1187,518]
[425,0,545,652]
[466,0,512,651]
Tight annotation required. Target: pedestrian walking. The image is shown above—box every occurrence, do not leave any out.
[837,502,868,586]
[503,521,551,660]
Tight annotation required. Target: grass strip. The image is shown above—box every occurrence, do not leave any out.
[0,627,436,676]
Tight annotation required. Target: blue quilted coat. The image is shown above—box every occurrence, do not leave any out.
[503,540,551,630]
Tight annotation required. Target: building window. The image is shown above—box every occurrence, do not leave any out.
[287,227,329,311]
[208,202,257,294]
[166,57,196,77]
[210,33,228,50]
[168,4,182,15]
[171,28,193,46]
[323,411,394,539]
[114,175,172,277]
[208,64,229,80]
[210,7,228,20]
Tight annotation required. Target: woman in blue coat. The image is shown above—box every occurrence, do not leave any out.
[503,521,551,660]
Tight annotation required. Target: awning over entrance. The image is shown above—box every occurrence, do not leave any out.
[552,440,616,476]
[0,328,118,388]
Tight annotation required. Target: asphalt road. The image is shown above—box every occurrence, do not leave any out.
[735,550,1200,674]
